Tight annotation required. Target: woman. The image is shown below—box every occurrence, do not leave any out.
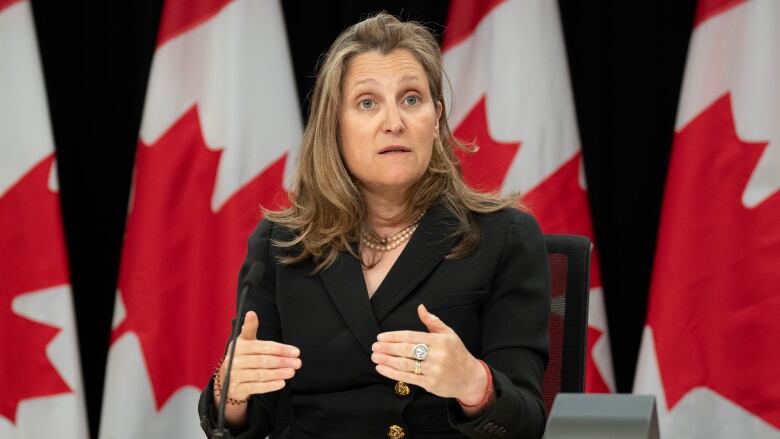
[199,12,550,439]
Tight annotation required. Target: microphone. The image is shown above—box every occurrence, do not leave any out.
[212,261,265,439]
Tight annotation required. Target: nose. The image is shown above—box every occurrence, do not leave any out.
[382,102,405,134]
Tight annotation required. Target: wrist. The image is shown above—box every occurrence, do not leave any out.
[457,359,491,407]
[212,356,247,406]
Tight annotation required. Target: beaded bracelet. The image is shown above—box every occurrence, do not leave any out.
[213,357,248,406]
[457,360,494,408]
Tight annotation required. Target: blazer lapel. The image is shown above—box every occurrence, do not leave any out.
[319,249,381,356]
[370,204,460,323]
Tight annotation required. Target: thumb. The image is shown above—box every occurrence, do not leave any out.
[239,311,259,341]
[418,304,452,334]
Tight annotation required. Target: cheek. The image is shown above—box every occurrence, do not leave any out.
[339,116,366,173]
[418,147,433,176]
[339,142,363,179]
[415,115,437,165]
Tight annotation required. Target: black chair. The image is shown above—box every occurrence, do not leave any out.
[541,234,591,415]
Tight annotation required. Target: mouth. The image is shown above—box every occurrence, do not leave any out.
[379,146,411,154]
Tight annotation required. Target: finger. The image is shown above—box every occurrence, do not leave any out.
[235,354,302,370]
[371,352,416,373]
[417,304,453,334]
[239,311,260,341]
[377,330,431,343]
[236,339,300,357]
[375,364,424,388]
[372,341,417,359]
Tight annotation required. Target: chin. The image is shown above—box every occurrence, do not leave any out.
[366,176,420,193]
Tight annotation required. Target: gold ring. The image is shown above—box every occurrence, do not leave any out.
[414,359,422,375]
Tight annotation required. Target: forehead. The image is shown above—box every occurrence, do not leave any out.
[343,49,428,89]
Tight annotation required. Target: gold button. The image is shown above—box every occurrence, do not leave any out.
[394,381,410,397]
[388,424,405,439]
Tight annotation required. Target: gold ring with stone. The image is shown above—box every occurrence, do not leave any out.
[412,343,429,360]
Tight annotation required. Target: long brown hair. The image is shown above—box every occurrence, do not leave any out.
[265,12,519,273]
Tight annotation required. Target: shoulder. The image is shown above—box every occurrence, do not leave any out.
[248,218,297,243]
[476,207,543,237]
[246,218,300,263]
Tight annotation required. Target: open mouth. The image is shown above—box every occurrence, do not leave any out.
[379,146,411,154]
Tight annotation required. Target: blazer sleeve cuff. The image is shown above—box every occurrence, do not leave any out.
[446,366,522,438]
[198,377,271,438]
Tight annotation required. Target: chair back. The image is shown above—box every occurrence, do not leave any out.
[542,234,591,415]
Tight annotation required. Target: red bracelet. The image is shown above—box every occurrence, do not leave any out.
[457,360,493,408]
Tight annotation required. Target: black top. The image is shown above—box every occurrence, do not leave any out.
[199,204,550,438]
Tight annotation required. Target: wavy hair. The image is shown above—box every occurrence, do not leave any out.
[265,12,520,272]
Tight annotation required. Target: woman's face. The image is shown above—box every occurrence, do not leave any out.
[339,49,442,198]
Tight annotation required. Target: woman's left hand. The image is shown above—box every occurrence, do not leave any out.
[371,304,488,405]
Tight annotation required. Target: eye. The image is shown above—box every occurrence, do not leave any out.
[404,95,421,106]
[359,98,375,110]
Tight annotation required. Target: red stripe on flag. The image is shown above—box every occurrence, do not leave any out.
[442,0,506,50]
[156,0,233,47]
[694,0,747,27]
[0,0,23,13]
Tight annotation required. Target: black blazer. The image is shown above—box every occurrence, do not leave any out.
[199,204,550,439]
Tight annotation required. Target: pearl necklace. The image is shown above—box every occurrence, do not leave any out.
[360,212,424,252]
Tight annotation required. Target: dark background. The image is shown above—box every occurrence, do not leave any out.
[29,0,697,436]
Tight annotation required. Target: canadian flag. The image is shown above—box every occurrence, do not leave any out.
[442,0,614,393]
[0,1,89,438]
[633,0,780,437]
[98,0,301,437]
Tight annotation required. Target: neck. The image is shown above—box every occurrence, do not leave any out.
[361,186,413,235]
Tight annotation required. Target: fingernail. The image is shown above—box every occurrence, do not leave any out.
[372,342,378,351]
[377,333,386,341]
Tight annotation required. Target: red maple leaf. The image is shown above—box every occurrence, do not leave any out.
[648,94,780,427]
[524,152,602,289]
[0,155,71,422]
[112,105,288,409]
[453,96,521,193]
[451,94,609,392]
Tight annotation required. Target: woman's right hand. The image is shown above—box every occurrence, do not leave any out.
[214,311,301,427]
